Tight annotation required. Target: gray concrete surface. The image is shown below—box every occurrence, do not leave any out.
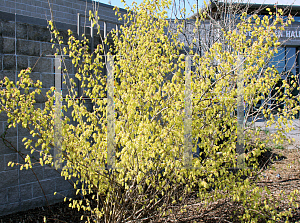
[248,118,300,149]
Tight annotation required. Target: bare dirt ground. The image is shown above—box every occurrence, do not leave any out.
[174,148,300,223]
[1,132,300,223]
[160,131,300,223]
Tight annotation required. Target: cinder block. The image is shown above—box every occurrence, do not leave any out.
[19,166,43,184]
[52,3,61,13]
[3,55,16,70]
[35,88,51,103]
[21,11,32,18]
[0,37,3,54]
[0,121,2,133]
[19,196,46,212]
[16,151,29,165]
[80,4,89,12]
[68,7,76,15]
[16,22,28,40]
[55,177,74,192]
[0,169,18,189]
[61,88,71,97]
[29,11,40,19]
[3,54,28,72]
[0,136,18,155]
[4,0,15,9]
[15,2,27,11]
[93,36,101,48]
[1,21,15,38]
[63,8,74,22]
[43,166,61,179]
[55,189,76,201]
[62,58,74,74]
[32,0,43,7]
[29,57,52,73]
[41,42,57,56]
[0,155,4,172]
[62,79,73,92]
[0,202,20,217]
[7,7,15,14]
[17,125,30,137]
[62,74,78,90]
[17,135,34,154]
[4,153,18,171]
[0,20,3,36]
[32,179,56,198]
[32,103,43,110]
[16,55,29,71]
[48,192,67,205]
[3,122,17,138]
[27,24,51,42]
[59,30,69,45]
[26,71,40,83]
[21,192,72,211]
[40,1,51,11]
[83,102,93,112]
[7,185,19,203]
[0,188,8,204]
[71,1,82,10]
[63,104,73,117]
[17,39,40,56]
[55,0,67,7]
[3,37,15,54]
[15,9,24,17]
[0,121,3,136]
[40,73,54,88]
[20,149,43,166]
[20,183,32,201]
[0,70,16,83]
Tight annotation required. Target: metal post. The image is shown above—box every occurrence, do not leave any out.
[54,55,63,169]
[77,13,81,98]
[77,13,81,37]
[104,21,107,39]
[104,21,107,54]
[107,54,115,169]
[116,24,118,38]
[184,55,192,168]
[90,20,94,53]
[236,54,245,169]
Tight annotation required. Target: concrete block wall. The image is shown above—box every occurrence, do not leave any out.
[0,0,125,31]
[0,18,77,217]
[0,0,123,217]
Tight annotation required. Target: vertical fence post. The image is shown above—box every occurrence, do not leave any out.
[107,54,115,169]
[77,13,82,98]
[116,24,118,38]
[236,54,245,169]
[77,13,81,37]
[90,20,94,53]
[54,55,62,169]
[104,21,107,54]
[184,55,192,168]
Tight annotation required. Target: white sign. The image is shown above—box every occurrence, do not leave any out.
[246,0,300,6]
[245,29,300,38]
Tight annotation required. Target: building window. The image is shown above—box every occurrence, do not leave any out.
[268,47,300,117]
